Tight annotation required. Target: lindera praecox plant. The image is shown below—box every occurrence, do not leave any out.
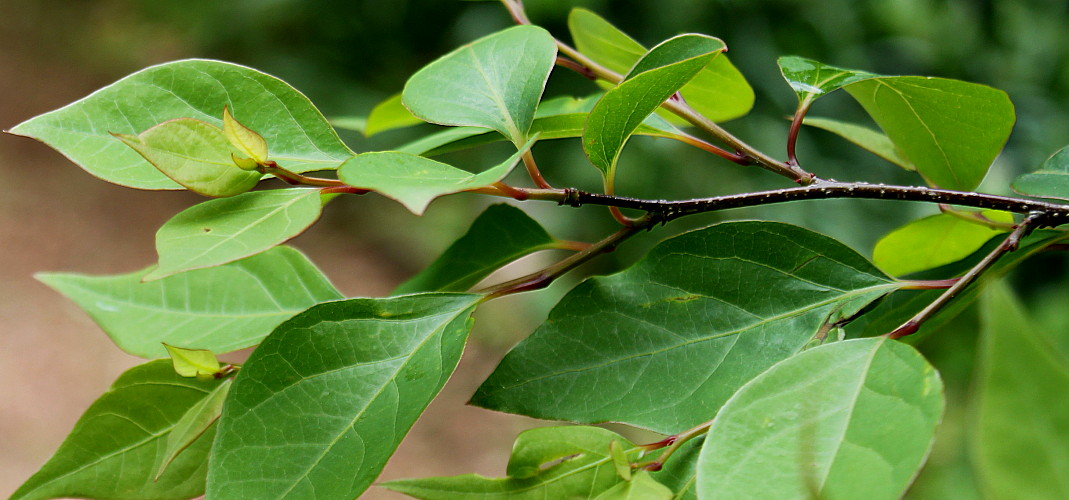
[10,1,1069,499]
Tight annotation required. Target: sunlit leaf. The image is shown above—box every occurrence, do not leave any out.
[10,361,225,500]
[873,212,1012,276]
[164,344,222,378]
[207,293,480,499]
[802,116,915,171]
[8,59,352,189]
[402,25,556,145]
[382,426,636,499]
[146,188,327,280]
[845,76,1014,190]
[696,338,944,500]
[1012,145,1069,201]
[972,283,1069,500]
[364,92,424,137]
[568,8,753,122]
[38,246,341,358]
[338,139,533,215]
[393,204,557,294]
[113,118,262,197]
[472,222,899,434]
[584,34,724,181]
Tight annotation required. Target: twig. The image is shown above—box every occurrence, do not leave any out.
[887,212,1047,339]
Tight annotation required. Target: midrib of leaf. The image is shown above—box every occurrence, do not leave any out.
[815,343,881,494]
[481,282,897,392]
[868,80,955,185]
[17,381,212,498]
[468,47,524,144]
[274,306,473,498]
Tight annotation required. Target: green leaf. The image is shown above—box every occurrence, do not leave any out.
[37,246,341,358]
[338,139,533,215]
[609,440,632,481]
[10,360,226,500]
[972,283,1069,500]
[402,25,557,145]
[224,106,268,164]
[873,212,1012,276]
[164,344,222,378]
[777,56,876,105]
[155,378,232,480]
[584,34,724,181]
[113,118,262,197]
[365,92,423,137]
[471,222,898,434]
[1013,145,1069,201]
[382,426,636,499]
[207,293,481,499]
[651,438,702,500]
[146,188,326,280]
[8,59,352,189]
[802,116,916,171]
[595,472,673,500]
[568,8,752,122]
[696,338,944,500]
[845,76,1014,190]
[394,204,556,295]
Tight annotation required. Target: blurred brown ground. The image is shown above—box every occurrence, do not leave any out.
[0,4,545,498]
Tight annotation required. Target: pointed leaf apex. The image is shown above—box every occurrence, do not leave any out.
[223,106,269,164]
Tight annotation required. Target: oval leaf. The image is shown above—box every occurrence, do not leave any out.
[845,76,1015,190]
[394,204,557,295]
[10,361,226,500]
[164,344,222,378]
[113,118,262,197]
[777,56,876,105]
[338,140,532,215]
[568,8,752,122]
[973,283,1069,500]
[471,222,898,434]
[402,25,557,145]
[873,212,1011,277]
[382,426,637,499]
[1012,145,1069,201]
[584,34,724,180]
[8,59,352,189]
[146,188,327,280]
[37,246,342,358]
[696,338,944,500]
[206,293,481,499]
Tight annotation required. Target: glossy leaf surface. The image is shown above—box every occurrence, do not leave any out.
[696,338,944,500]
[584,34,723,179]
[8,59,352,189]
[207,294,480,499]
[394,204,556,294]
[873,212,1011,276]
[972,284,1069,500]
[777,56,875,104]
[845,76,1014,190]
[113,118,262,196]
[802,116,915,171]
[11,361,225,500]
[146,188,326,280]
[568,8,753,122]
[1012,145,1069,201]
[402,25,556,145]
[382,426,636,499]
[338,140,531,215]
[472,222,898,433]
[38,246,341,358]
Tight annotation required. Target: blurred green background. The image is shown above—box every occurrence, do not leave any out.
[2,0,1067,498]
